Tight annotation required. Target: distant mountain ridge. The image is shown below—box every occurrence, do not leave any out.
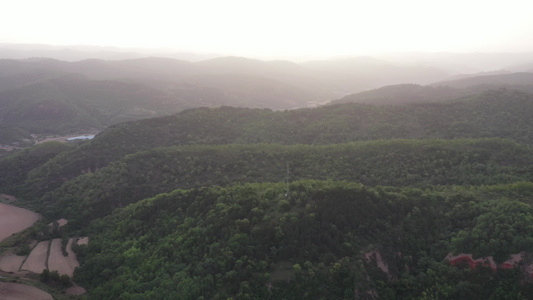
[430,72,533,88]
[3,51,533,147]
[0,43,216,62]
[5,45,533,299]
[331,71,533,105]
[330,84,466,105]
[7,88,531,199]
[0,55,458,145]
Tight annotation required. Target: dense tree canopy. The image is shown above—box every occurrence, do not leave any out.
[3,86,533,299]
[73,181,533,299]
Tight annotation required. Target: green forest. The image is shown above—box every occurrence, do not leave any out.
[3,83,533,299]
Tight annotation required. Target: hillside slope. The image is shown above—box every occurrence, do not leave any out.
[11,88,532,196]
[330,84,467,105]
[3,81,533,298]
[31,138,533,225]
[430,72,533,89]
[74,181,533,299]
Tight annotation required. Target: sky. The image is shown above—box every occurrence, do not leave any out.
[2,0,533,60]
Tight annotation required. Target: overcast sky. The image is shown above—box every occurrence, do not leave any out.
[2,0,533,60]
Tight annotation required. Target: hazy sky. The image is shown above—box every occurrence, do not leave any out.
[2,0,533,60]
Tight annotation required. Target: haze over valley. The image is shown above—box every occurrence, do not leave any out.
[2,46,533,149]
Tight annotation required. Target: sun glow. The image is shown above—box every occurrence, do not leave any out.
[2,0,533,60]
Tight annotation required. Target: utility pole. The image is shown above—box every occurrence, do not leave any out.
[286,163,289,197]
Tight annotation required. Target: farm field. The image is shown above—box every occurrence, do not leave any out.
[47,238,80,277]
[20,240,49,273]
[0,282,53,300]
[1,237,88,276]
[0,249,26,273]
[0,203,40,242]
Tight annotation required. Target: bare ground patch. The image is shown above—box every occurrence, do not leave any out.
[21,241,49,274]
[0,203,40,243]
[0,194,16,203]
[0,250,25,273]
[0,282,53,300]
[77,237,89,246]
[65,283,87,296]
[48,218,68,228]
[47,238,79,277]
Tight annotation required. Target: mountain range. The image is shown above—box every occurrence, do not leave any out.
[2,48,533,298]
[2,49,533,148]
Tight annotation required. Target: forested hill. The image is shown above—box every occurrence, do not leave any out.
[4,56,532,146]
[0,62,319,144]
[330,84,468,105]
[431,72,533,89]
[0,57,324,144]
[0,70,316,138]
[31,138,533,225]
[0,141,72,190]
[3,84,533,298]
[76,181,533,299]
[0,74,178,134]
[331,73,533,106]
[0,55,449,144]
[85,88,533,148]
[10,88,531,194]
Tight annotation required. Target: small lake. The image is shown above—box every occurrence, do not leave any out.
[67,135,95,141]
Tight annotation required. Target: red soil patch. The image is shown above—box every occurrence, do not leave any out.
[0,250,25,273]
[21,241,49,274]
[447,253,497,271]
[0,203,40,243]
[448,252,533,278]
[501,263,515,269]
[500,252,533,277]
[447,252,533,273]
[47,238,79,277]
[501,252,525,269]
[0,282,53,300]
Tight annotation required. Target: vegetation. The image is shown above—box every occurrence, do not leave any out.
[331,84,468,105]
[0,141,72,194]
[40,269,72,288]
[5,88,533,200]
[0,56,335,144]
[32,138,533,226]
[3,77,533,298]
[73,181,533,299]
